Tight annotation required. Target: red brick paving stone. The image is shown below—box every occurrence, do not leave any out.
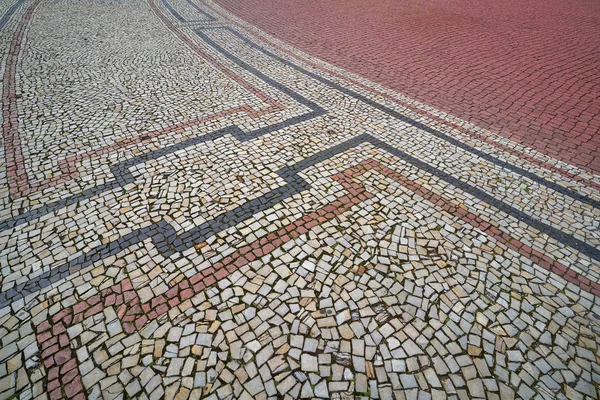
[213,0,600,174]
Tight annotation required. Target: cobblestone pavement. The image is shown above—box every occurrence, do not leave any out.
[214,0,600,175]
[1,0,600,399]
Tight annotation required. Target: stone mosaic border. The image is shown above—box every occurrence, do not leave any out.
[1,0,599,397]
[2,0,285,200]
[198,0,600,192]
[36,156,598,399]
[161,0,215,23]
[1,0,599,308]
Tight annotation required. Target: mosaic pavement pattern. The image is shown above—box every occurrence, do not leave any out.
[214,0,600,175]
[0,0,600,399]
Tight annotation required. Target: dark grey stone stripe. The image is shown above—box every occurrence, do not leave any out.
[185,0,215,20]
[0,25,324,232]
[221,27,600,210]
[161,0,215,22]
[1,1,598,308]
[0,0,25,30]
[2,131,599,308]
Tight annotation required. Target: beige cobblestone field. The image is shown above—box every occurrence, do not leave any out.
[1,0,599,399]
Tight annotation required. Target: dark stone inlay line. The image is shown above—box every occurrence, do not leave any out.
[2,132,599,308]
[0,24,325,231]
[219,27,600,210]
[1,1,599,307]
[161,0,216,22]
[0,0,24,29]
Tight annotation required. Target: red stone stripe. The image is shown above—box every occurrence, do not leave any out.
[35,167,372,399]
[361,158,600,297]
[198,0,600,192]
[148,0,283,116]
[35,157,598,398]
[2,0,284,200]
[210,0,600,175]
[2,0,44,199]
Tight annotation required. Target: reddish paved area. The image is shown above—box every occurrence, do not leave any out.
[214,0,600,174]
[2,0,600,399]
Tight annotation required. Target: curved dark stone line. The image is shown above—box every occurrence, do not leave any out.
[2,131,599,308]
[161,0,215,22]
[0,24,325,232]
[1,0,598,308]
[220,27,600,210]
[0,0,24,29]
